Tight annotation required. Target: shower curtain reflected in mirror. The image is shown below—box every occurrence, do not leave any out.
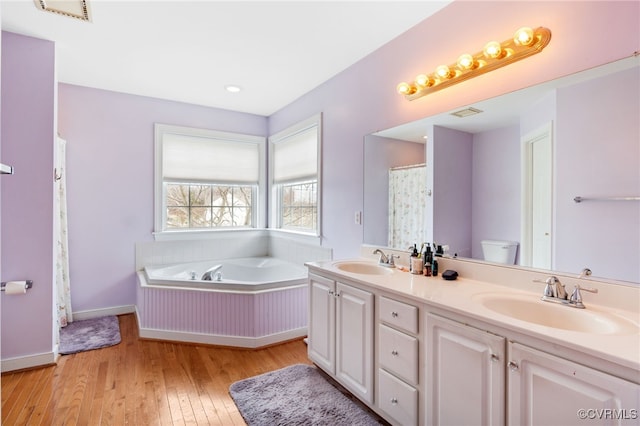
[55,136,72,329]
[388,164,426,250]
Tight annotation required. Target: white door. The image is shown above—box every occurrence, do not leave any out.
[427,314,506,426]
[522,123,553,269]
[336,282,374,404]
[308,274,335,373]
[508,342,640,426]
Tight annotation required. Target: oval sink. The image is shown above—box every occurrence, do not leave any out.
[473,293,639,335]
[333,261,394,275]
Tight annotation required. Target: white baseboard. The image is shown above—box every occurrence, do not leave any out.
[72,304,136,321]
[1,351,57,373]
[137,325,307,349]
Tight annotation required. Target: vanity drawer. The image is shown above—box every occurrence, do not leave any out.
[379,296,418,334]
[379,324,418,385]
[378,368,418,426]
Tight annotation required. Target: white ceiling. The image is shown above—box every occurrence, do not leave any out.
[1,0,452,116]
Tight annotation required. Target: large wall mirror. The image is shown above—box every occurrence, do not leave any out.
[364,55,639,284]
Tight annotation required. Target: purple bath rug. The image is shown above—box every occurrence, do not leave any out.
[59,315,121,355]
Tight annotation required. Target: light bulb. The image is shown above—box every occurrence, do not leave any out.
[435,65,452,79]
[513,27,535,46]
[456,53,476,70]
[483,41,504,59]
[415,74,434,88]
[396,82,415,95]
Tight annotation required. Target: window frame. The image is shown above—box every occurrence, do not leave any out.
[268,113,322,237]
[154,123,266,235]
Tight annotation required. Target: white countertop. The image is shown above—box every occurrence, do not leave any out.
[306,258,640,380]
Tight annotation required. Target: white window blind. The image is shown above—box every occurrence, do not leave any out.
[163,133,259,183]
[273,126,318,183]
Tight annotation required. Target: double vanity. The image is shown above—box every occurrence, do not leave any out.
[306,248,640,425]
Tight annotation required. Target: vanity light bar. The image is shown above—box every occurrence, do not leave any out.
[397,26,552,101]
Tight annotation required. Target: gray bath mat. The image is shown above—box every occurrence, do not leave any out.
[59,315,121,355]
[229,364,384,425]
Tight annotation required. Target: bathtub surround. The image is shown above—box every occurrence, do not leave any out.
[229,364,384,426]
[135,231,332,348]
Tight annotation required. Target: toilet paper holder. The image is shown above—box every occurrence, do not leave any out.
[0,280,33,291]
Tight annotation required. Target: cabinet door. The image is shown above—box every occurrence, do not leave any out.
[508,342,640,426]
[308,274,335,373]
[336,281,374,404]
[427,313,506,426]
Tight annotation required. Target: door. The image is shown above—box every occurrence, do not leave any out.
[308,274,335,373]
[336,282,374,404]
[522,122,553,269]
[508,342,640,426]
[427,313,506,426]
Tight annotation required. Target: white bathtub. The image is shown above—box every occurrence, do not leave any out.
[143,256,308,292]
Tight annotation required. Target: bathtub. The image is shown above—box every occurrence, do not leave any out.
[143,256,308,292]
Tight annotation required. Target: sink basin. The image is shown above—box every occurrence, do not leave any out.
[473,293,639,335]
[333,261,394,275]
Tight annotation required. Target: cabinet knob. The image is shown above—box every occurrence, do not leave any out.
[490,353,500,362]
[391,311,399,318]
[328,290,334,295]
[390,397,398,405]
[391,350,399,356]
[508,361,519,371]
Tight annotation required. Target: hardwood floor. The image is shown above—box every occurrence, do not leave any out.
[1,314,312,425]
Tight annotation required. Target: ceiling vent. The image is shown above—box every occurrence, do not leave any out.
[34,0,91,22]
[450,107,483,118]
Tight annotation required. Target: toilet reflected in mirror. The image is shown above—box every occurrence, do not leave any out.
[480,240,518,265]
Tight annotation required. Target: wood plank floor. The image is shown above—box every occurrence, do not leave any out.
[1,314,312,425]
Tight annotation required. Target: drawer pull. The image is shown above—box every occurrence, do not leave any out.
[391,350,399,356]
[508,361,519,371]
[390,397,398,405]
[391,311,399,318]
[490,353,500,362]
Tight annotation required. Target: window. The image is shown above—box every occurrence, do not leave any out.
[269,114,321,235]
[155,124,265,233]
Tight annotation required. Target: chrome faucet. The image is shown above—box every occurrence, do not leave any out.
[373,249,397,268]
[534,275,598,309]
[201,264,223,280]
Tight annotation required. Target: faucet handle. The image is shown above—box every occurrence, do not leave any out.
[533,276,559,298]
[569,284,598,308]
[388,254,399,266]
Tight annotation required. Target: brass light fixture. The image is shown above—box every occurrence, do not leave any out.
[397,26,551,100]
[33,0,92,22]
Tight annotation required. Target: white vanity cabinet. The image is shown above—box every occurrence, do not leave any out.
[377,295,421,425]
[426,313,506,426]
[308,273,374,404]
[508,342,640,426]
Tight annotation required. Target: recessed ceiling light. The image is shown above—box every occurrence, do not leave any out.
[225,85,242,93]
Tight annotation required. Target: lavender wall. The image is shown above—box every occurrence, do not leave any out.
[471,125,522,260]
[1,1,639,364]
[555,67,639,282]
[58,84,267,313]
[432,126,473,258]
[1,32,55,359]
[363,135,424,247]
[269,1,639,259]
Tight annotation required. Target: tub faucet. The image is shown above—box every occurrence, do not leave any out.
[201,264,223,281]
[373,249,397,268]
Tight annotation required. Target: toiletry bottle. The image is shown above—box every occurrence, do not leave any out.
[432,249,439,276]
[423,244,432,276]
[409,244,420,273]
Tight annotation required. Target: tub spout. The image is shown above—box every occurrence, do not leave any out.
[201,264,223,280]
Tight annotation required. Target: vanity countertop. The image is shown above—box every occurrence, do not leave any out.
[306,258,640,379]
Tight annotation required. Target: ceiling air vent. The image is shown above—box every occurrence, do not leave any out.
[34,0,91,22]
[450,107,483,118]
